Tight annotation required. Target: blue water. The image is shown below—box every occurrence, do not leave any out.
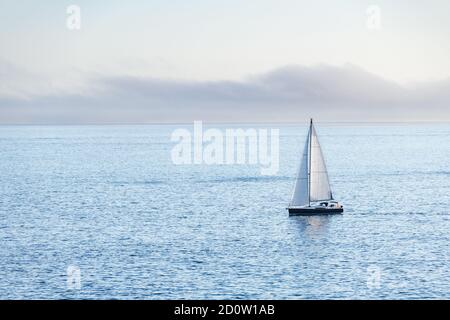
[0,124,449,299]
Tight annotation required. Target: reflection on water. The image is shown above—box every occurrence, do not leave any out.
[288,215,336,239]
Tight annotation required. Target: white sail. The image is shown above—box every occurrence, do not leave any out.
[309,124,333,201]
[290,131,310,206]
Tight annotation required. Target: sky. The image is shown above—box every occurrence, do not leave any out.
[1,0,450,123]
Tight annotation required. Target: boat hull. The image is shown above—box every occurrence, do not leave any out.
[288,207,343,216]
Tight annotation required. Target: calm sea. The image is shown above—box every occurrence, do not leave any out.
[0,123,449,299]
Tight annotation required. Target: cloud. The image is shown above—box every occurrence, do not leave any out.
[0,62,449,123]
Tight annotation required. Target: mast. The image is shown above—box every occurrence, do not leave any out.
[308,118,312,206]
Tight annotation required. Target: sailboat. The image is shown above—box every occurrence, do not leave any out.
[288,119,343,216]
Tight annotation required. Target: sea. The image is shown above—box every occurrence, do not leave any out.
[0,123,449,299]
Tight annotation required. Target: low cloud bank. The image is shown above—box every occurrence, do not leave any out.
[0,63,448,123]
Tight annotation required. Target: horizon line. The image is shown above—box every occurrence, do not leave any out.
[1,120,450,126]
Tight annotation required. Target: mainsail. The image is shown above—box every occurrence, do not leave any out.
[309,124,333,201]
[290,119,333,207]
